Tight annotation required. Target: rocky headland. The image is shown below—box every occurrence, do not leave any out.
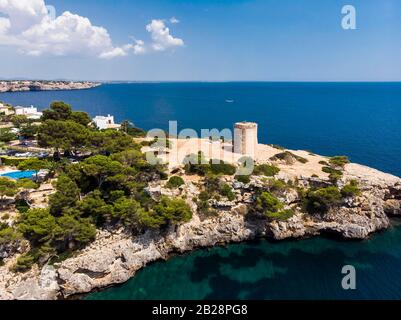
[1,144,401,300]
[0,81,100,93]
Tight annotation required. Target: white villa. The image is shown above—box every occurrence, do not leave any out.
[15,106,43,120]
[93,115,121,130]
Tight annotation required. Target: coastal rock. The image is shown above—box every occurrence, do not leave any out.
[1,161,401,300]
[0,241,21,259]
[0,81,100,93]
[0,264,59,300]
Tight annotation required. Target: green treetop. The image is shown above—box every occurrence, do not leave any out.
[18,158,49,180]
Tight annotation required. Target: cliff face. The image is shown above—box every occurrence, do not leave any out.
[1,161,400,300]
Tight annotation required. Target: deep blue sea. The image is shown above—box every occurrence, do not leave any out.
[1,82,401,299]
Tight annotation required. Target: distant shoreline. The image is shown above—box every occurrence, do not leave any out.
[0,81,101,93]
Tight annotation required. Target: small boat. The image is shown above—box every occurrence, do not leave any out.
[225,99,234,103]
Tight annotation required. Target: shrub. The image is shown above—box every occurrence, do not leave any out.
[13,252,36,272]
[220,184,235,201]
[1,213,10,220]
[0,224,22,245]
[329,156,350,168]
[153,197,193,226]
[254,192,284,216]
[199,191,211,202]
[253,164,280,177]
[166,176,185,189]
[271,151,308,164]
[0,156,27,167]
[322,166,343,182]
[296,156,309,164]
[303,186,342,214]
[266,209,295,221]
[196,199,217,218]
[201,175,221,199]
[15,199,30,213]
[341,180,361,197]
[209,160,236,176]
[319,160,329,166]
[265,179,289,194]
[235,175,251,184]
[183,153,210,176]
[0,128,18,143]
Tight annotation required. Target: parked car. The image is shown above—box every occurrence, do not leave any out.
[37,152,50,159]
[6,150,18,156]
[15,152,34,158]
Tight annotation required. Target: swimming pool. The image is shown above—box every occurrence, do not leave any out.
[0,170,36,179]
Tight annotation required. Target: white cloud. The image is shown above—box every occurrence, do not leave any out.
[0,17,10,34]
[99,47,127,60]
[0,0,130,58]
[170,17,179,24]
[0,0,184,59]
[146,19,184,51]
[0,0,49,33]
[132,39,146,55]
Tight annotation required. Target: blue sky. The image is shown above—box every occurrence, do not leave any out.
[0,0,400,81]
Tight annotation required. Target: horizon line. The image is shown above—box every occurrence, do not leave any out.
[2,79,401,84]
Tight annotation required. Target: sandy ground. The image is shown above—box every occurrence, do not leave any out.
[28,183,56,209]
[141,138,333,179]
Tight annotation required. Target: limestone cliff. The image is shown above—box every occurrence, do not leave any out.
[1,159,401,300]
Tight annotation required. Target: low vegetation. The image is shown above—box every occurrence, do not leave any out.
[270,151,308,164]
[254,191,295,221]
[0,222,22,246]
[235,175,251,184]
[329,156,350,168]
[166,176,185,189]
[0,102,195,272]
[263,178,291,196]
[219,183,236,201]
[301,186,342,214]
[322,166,343,182]
[341,180,361,197]
[184,152,236,176]
[253,164,280,177]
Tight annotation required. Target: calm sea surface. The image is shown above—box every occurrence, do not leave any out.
[1,82,401,299]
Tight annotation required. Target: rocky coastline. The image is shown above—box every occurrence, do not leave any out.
[0,81,100,93]
[1,157,401,300]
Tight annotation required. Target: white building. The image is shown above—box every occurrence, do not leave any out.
[0,103,14,116]
[14,106,43,120]
[93,115,121,130]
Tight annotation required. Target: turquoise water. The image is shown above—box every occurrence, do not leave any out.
[1,82,401,299]
[0,170,35,179]
[87,223,401,300]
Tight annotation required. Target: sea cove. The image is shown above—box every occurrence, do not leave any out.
[87,223,401,300]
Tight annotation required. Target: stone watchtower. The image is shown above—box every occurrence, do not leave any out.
[234,122,258,158]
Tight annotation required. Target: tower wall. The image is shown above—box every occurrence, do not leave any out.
[234,122,258,158]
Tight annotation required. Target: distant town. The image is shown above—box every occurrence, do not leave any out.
[0,81,100,93]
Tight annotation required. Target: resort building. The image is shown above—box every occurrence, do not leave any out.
[93,115,121,130]
[234,122,259,158]
[14,106,43,120]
